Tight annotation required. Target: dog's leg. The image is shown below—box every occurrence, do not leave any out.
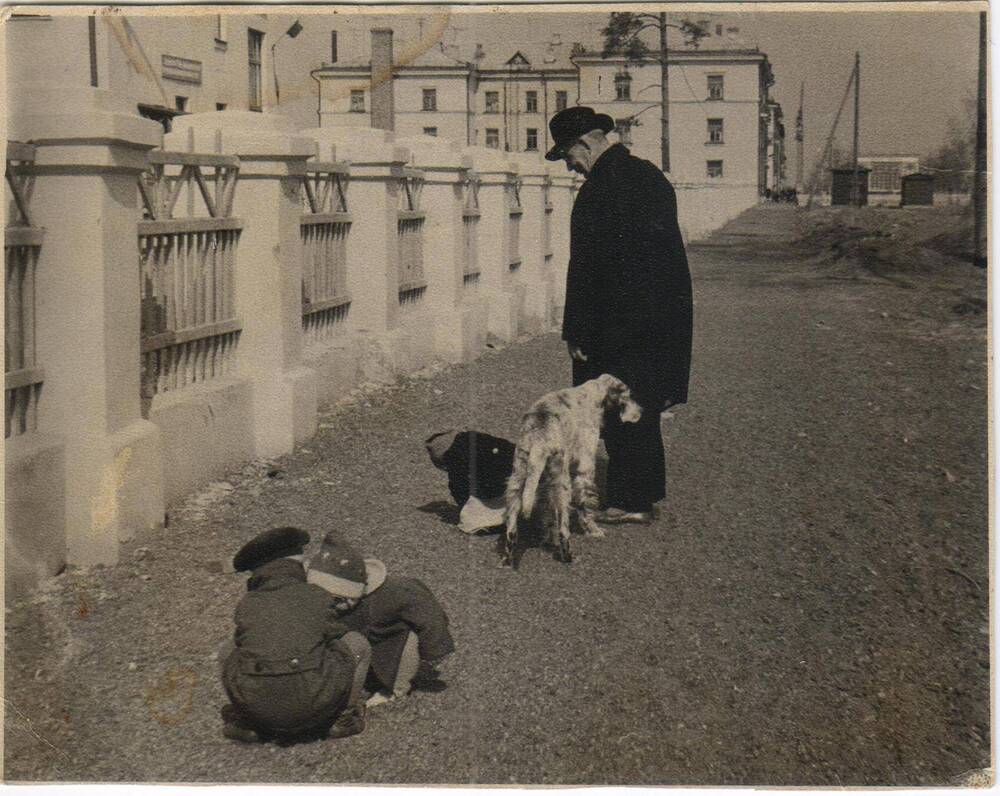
[500,450,526,568]
[572,428,605,538]
[554,463,573,563]
[501,495,519,568]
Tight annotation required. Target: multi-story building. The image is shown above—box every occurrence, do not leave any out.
[6,11,308,131]
[314,28,782,197]
[6,12,782,196]
[311,31,578,153]
[572,44,778,194]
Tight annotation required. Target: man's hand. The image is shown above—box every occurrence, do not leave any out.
[567,343,588,362]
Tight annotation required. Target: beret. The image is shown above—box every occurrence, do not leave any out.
[233,526,311,573]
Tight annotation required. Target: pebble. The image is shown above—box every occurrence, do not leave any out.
[128,662,138,672]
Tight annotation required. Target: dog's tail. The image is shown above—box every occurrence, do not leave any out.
[509,443,548,518]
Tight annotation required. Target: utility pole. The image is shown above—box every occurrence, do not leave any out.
[974,11,987,267]
[795,81,805,196]
[851,51,861,207]
[659,12,670,173]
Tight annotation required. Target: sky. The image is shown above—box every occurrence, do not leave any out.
[270,4,983,173]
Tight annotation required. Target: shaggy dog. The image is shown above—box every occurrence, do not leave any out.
[501,374,642,566]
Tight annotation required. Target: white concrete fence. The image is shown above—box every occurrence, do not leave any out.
[4,84,579,595]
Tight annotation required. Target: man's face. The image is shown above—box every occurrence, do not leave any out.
[563,141,590,175]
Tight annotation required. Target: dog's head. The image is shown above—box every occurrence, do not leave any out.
[597,374,642,423]
[425,430,460,469]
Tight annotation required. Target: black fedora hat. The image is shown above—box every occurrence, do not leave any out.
[545,106,615,161]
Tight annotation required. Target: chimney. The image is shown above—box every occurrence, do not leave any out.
[370,27,395,131]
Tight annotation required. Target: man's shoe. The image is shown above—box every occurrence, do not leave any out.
[594,507,654,525]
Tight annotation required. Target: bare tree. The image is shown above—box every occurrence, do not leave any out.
[601,12,709,172]
[925,96,976,194]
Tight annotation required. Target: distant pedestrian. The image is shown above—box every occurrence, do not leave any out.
[546,106,693,524]
[307,531,456,706]
[221,527,371,744]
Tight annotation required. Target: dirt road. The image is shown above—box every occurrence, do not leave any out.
[5,205,989,786]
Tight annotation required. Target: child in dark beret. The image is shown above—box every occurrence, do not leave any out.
[307,531,455,706]
[221,527,372,743]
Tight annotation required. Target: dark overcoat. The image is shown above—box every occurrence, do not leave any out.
[222,558,359,736]
[339,576,455,690]
[562,144,693,409]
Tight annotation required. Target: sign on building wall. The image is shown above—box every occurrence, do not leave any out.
[162,54,202,85]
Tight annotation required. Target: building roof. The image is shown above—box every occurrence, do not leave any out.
[319,42,470,71]
[405,43,470,68]
[474,41,576,71]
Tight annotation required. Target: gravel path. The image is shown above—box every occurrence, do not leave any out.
[5,205,989,786]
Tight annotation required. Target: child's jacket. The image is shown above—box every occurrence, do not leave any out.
[222,558,358,736]
[339,575,455,689]
[440,431,516,505]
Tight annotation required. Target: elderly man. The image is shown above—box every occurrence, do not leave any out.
[545,106,693,525]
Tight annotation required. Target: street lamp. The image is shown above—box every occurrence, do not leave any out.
[271,19,303,105]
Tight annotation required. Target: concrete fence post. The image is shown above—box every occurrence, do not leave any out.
[511,154,553,333]
[548,172,577,328]
[166,112,318,459]
[467,147,521,342]
[397,136,481,363]
[7,83,165,567]
[300,128,412,379]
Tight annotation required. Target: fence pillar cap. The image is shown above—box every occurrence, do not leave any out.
[8,82,161,150]
[395,135,470,170]
[509,152,551,179]
[465,146,518,174]
[298,126,406,166]
[168,112,314,161]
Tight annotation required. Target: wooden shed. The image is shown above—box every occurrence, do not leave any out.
[900,173,935,206]
[830,168,871,206]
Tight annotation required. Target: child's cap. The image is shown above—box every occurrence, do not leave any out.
[425,429,459,469]
[307,530,386,598]
[233,526,310,573]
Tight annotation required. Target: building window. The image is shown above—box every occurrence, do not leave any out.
[614,118,632,146]
[248,29,263,111]
[422,88,437,111]
[614,71,632,101]
[871,162,902,192]
[555,90,568,111]
[707,160,723,178]
[485,128,500,149]
[216,102,227,111]
[175,96,188,112]
[216,14,227,43]
[350,89,365,113]
[330,31,338,63]
[526,91,538,113]
[707,118,724,144]
[423,127,438,137]
[526,128,538,150]
[485,91,499,113]
[708,75,724,101]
